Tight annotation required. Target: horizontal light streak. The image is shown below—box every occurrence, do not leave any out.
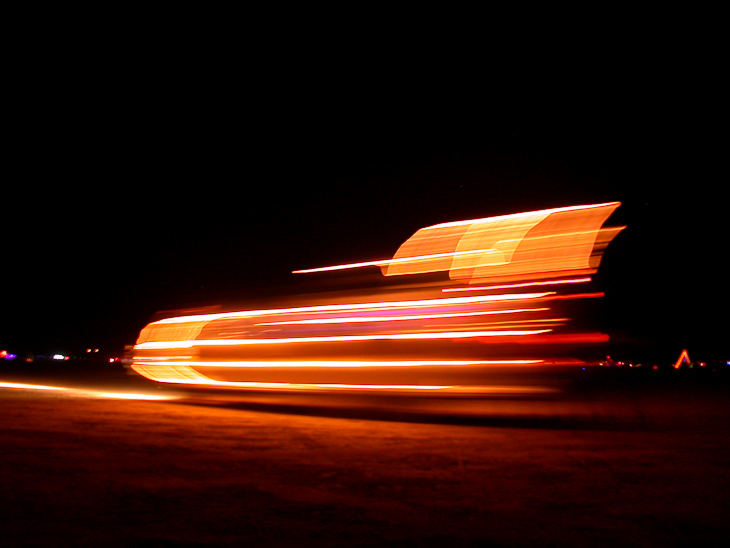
[130,365,560,394]
[132,375,557,394]
[292,248,502,274]
[0,381,64,391]
[0,380,177,400]
[424,202,620,230]
[133,359,544,368]
[132,355,196,361]
[135,329,552,350]
[543,292,604,301]
[150,292,554,326]
[257,307,549,326]
[131,373,452,391]
[94,392,174,401]
[442,277,592,293]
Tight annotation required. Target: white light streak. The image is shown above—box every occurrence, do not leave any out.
[148,292,554,326]
[257,307,549,326]
[292,248,502,274]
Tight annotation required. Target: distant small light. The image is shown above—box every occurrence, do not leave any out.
[52,354,65,360]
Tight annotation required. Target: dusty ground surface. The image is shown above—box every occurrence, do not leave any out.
[1,364,729,547]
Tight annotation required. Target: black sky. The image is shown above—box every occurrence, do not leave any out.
[3,32,726,364]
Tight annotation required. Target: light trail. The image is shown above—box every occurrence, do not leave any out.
[134,329,553,350]
[256,307,549,326]
[130,202,622,392]
[0,380,177,401]
[422,201,620,230]
[292,203,622,280]
[147,292,555,326]
[442,277,592,293]
[292,248,503,274]
[0,381,64,391]
[128,368,453,391]
[127,367,557,394]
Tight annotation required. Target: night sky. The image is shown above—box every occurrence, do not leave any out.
[3,43,725,364]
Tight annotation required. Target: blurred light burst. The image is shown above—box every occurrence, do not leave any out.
[131,202,624,394]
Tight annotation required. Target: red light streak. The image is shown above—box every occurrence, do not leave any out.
[509,333,610,345]
[133,359,544,368]
[540,292,605,302]
[442,277,592,293]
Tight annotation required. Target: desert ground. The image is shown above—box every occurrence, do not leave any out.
[1,362,728,547]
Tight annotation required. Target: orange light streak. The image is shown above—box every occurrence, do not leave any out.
[387,202,622,280]
[0,380,177,400]
[129,366,452,391]
[422,202,618,230]
[442,277,592,293]
[292,202,623,282]
[134,329,552,350]
[130,365,556,394]
[292,248,502,274]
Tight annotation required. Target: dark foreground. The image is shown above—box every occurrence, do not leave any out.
[1,362,729,547]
